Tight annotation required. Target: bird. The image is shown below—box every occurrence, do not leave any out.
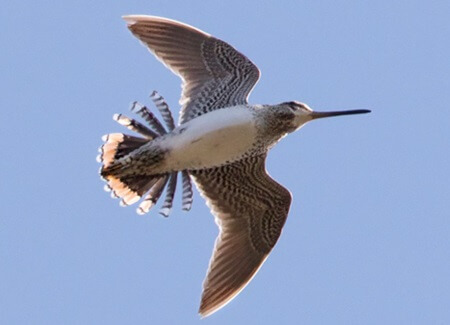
[97,15,370,317]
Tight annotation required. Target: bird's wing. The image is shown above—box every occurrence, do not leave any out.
[123,15,260,124]
[190,155,292,317]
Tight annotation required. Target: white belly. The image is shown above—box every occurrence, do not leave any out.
[162,106,257,171]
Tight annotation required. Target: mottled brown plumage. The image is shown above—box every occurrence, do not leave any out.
[191,155,291,316]
[97,15,370,317]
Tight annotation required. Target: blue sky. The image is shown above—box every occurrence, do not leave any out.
[1,1,449,324]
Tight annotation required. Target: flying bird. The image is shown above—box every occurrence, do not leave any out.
[98,15,370,317]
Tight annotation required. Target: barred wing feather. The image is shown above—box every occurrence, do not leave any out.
[123,15,260,123]
[190,155,292,317]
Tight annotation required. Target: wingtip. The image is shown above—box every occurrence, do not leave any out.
[122,15,159,26]
[198,296,224,319]
[122,15,138,26]
[198,305,215,319]
[198,306,208,319]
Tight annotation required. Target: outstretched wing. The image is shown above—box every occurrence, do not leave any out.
[123,15,260,123]
[190,155,292,317]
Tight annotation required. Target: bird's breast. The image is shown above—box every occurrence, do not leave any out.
[162,106,258,171]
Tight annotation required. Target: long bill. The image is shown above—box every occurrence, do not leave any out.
[310,109,371,120]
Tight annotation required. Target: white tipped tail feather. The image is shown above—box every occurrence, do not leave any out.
[98,93,193,216]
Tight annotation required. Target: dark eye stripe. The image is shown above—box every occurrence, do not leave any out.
[287,101,301,110]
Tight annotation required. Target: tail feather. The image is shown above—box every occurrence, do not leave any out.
[150,91,176,131]
[113,113,158,139]
[159,172,177,217]
[181,171,193,211]
[137,175,169,215]
[131,101,167,135]
[97,133,148,169]
[98,91,194,215]
[111,174,162,206]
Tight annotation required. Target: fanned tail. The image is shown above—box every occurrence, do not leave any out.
[97,91,193,216]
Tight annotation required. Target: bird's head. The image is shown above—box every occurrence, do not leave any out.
[281,101,371,133]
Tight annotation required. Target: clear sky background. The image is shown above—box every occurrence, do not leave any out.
[1,1,449,324]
